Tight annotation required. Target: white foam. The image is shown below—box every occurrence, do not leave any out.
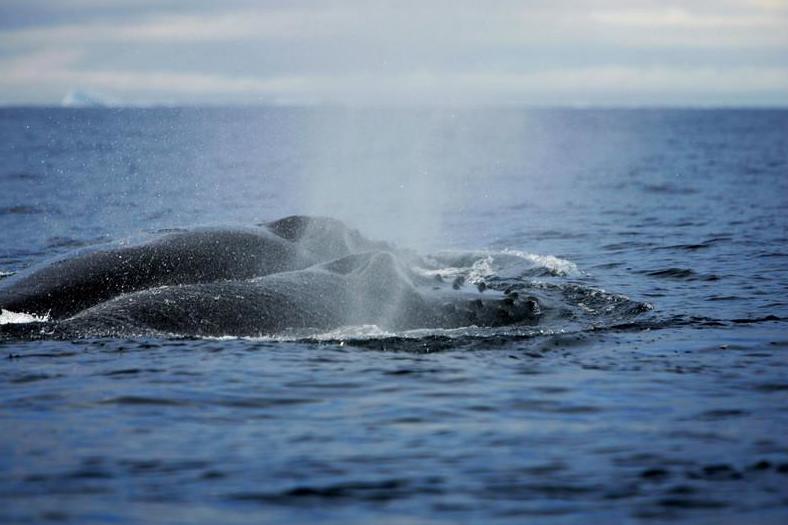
[202,325,397,342]
[0,309,50,325]
[500,249,579,277]
[417,249,579,282]
[309,324,397,340]
[195,324,574,343]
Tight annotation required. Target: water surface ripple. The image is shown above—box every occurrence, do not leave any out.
[1,108,787,524]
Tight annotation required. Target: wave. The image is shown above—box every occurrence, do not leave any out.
[643,267,719,281]
[416,249,579,282]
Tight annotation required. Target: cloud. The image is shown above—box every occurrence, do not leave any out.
[0,1,786,105]
[0,7,356,46]
[4,2,787,49]
[1,47,786,106]
[586,5,788,47]
[0,49,312,104]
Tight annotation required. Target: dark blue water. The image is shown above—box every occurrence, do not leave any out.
[1,108,787,524]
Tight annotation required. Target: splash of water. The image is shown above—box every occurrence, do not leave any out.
[300,109,511,249]
[0,309,50,325]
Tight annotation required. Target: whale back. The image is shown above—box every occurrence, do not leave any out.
[0,216,557,339]
[267,215,392,262]
[0,228,304,320]
[62,270,352,338]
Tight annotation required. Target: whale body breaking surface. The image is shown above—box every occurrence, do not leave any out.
[0,216,650,340]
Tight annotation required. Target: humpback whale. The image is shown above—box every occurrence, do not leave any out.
[0,216,542,339]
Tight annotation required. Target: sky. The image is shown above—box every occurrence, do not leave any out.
[0,0,787,106]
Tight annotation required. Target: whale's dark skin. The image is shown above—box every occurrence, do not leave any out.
[0,216,542,339]
[0,216,385,320]
[0,229,301,320]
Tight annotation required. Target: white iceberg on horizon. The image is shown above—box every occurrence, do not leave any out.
[61,89,118,107]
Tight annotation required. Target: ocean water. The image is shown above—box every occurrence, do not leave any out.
[1,107,787,524]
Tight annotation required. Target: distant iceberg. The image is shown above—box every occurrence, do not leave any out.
[61,89,118,107]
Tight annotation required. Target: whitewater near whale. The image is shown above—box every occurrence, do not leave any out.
[0,216,591,340]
